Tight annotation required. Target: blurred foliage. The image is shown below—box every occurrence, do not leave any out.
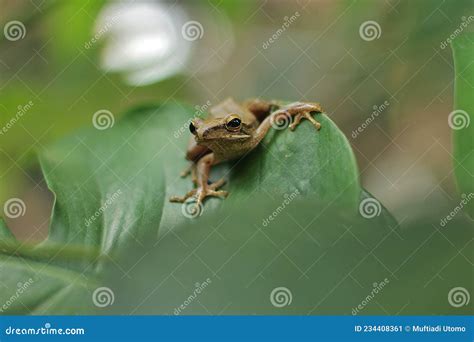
[452,33,474,218]
[0,0,184,201]
[109,198,472,315]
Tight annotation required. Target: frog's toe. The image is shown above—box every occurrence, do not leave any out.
[170,195,188,203]
[289,114,303,131]
[171,179,227,204]
[208,189,229,198]
[209,178,226,190]
[195,185,228,204]
[305,112,322,130]
[180,163,197,180]
[289,111,321,131]
[169,188,197,203]
[180,167,191,178]
[169,196,185,203]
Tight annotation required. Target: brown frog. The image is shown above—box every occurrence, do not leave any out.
[170,98,323,205]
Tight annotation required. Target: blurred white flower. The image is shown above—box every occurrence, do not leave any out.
[95,1,189,86]
[93,0,234,86]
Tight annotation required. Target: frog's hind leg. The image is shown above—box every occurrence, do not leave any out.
[180,162,198,185]
[180,162,193,178]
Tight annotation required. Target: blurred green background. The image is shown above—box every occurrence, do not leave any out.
[0,0,472,241]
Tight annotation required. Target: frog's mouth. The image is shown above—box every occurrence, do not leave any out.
[195,134,251,142]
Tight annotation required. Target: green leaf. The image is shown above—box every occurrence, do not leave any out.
[110,196,472,315]
[0,254,97,314]
[38,104,190,263]
[229,114,360,205]
[158,113,362,232]
[8,100,470,315]
[452,33,474,218]
[39,103,363,250]
[3,101,388,314]
[0,219,102,315]
[0,104,193,314]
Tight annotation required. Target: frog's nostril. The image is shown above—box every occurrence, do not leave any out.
[189,122,197,135]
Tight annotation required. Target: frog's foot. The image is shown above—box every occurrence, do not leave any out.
[273,102,323,131]
[288,110,321,131]
[180,163,198,184]
[180,163,193,177]
[169,178,228,204]
[197,178,228,204]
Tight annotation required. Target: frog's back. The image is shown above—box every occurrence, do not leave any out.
[208,97,256,125]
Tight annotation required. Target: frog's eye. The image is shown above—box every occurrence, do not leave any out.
[189,122,197,135]
[226,116,241,131]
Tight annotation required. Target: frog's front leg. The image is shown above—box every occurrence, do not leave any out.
[251,102,323,145]
[169,153,228,204]
[243,99,323,130]
[274,102,323,131]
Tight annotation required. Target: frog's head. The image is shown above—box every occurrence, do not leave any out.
[189,114,253,144]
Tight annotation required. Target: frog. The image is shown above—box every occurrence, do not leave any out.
[170,98,323,205]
